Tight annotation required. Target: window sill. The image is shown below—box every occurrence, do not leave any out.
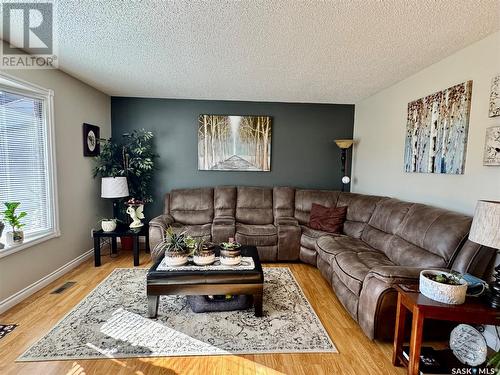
[0,231,61,259]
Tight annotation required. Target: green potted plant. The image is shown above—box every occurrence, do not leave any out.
[192,239,216,266]
[1,202,27,246]
[153,227,189,266]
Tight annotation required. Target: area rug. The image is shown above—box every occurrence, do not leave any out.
[18,267,336,361]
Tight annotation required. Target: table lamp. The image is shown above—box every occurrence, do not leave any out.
[334,139,354,192]
[101,177,129,219]
[469,200,500,308]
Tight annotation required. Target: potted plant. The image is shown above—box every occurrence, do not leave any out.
[192,239,216,266]
[1,202,27,246]
[419,270,468,304]
[220,237,242,266]
[153,227,189,266]
[99,218,117,232]
[93,129,157,249]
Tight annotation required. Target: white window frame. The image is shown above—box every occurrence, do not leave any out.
[0,72,60,259]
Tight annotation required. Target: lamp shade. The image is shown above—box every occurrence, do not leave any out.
[469,200,500,249]
[334,139,354,149]
[101,177,129,198]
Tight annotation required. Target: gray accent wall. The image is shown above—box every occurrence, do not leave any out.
[112,97,354,216]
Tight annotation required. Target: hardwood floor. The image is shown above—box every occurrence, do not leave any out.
[0,249,405,375]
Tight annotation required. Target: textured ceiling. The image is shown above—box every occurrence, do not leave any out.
[26,1,500,102]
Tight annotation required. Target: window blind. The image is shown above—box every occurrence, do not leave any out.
[0,89,53,237]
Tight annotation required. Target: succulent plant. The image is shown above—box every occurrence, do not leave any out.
[153,227,188,256]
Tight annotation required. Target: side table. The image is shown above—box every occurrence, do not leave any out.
[392,284,500,375]
[92,225,150,267]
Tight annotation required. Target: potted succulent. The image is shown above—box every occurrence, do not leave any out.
[419,270,468,304]
[153,227,189,266]
[192,239,216,266]
[1,202,27,246]
[220,237,242,266]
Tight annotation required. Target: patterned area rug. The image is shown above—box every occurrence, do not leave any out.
[18,267,336,361]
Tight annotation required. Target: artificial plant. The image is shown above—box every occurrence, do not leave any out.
[1,202,27,232]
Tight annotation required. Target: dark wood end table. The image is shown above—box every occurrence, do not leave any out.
[146,246,264,318]
[392,284,500,375]
[92,225,150,267]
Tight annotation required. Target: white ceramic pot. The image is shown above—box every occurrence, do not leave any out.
[164,253,188,266]
[193,253,216,266]
[419,270,468,305]
[6,231,24,246]
[220,255,242,266]
[101,220,117,232]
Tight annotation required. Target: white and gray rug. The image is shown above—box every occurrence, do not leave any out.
[18,267,336,361]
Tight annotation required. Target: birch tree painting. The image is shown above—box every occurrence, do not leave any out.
[198,115,272,171]
[404,81,472,174]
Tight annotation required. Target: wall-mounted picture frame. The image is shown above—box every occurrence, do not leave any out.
[483,126,500,166]
[198,114,272,171]
[489,74,500,118]
[82,123,100,157]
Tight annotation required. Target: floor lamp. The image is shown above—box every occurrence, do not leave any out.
[334,139,354,192]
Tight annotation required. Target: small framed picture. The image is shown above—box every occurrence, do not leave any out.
[82,123,100,156]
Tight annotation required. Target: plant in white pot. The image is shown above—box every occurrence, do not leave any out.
[419,270,468,304]
[100,218,117,232]
[1,202,27,246]
[191,239,216,266]
[153,227,189,266]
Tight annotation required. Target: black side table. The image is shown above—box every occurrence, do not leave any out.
[92,225,150,267]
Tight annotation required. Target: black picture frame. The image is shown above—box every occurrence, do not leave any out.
[82,123,100,157]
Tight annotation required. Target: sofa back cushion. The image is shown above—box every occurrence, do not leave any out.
[337,193,384,238]
[169,188,214,225]
[236,187,273,224]
[214,186,236,217]
[361,198,413,253]
[386,204,472,268]
[273,186,295,219]
[294,189,340,225]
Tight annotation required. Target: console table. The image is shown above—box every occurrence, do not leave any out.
[92,225,149,267]
[392,284,500,375]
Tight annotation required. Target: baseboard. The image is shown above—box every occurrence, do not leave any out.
[0,249,94,314]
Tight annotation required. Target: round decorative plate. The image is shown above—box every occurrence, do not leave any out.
[449,324,487,366]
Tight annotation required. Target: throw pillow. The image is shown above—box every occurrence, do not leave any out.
[309,204,347,234]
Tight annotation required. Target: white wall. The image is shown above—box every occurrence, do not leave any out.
[352,32,500,216]
[0,69,111,303]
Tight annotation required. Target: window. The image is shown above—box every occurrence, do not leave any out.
[0,73,58,256]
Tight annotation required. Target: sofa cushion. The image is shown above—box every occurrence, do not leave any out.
[337,193,385,238]
[294,189,340,225]
[331,251,394,296]
[170,222,212,240]
[235,223,277,246]
[309,204,347,234]
[214,186,236,217]
[316,235,378,263]
[388,204,472,267]
[300,225,339,250]
[236,187,273,225]
[273,186,295,219]
[169,188,214,225]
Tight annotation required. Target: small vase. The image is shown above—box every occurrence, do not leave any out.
[6,231,24,246]
[164,252,188,266]
[101,220,117,232]
[220,248,241,266]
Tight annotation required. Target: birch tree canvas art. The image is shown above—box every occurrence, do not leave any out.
[198,115,271,171]
[404,81,472,174]
[483,126,500,166]
[489,75,500,117]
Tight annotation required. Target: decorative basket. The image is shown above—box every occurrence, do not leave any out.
[419,270,468,305]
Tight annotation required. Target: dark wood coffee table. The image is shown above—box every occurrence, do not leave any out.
[146,246,264,318]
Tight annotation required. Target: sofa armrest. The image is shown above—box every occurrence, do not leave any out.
[149,214,174,231]
[213,215,236,226]
[211,216,236,243]
[275,216,299,226]
[367,265,447,285]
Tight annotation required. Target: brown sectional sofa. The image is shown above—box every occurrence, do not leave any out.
[149,186,494,340]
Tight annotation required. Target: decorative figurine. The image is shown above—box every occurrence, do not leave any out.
[126,198,145,228]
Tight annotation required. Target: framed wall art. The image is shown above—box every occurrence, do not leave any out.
[82,123,100,157]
